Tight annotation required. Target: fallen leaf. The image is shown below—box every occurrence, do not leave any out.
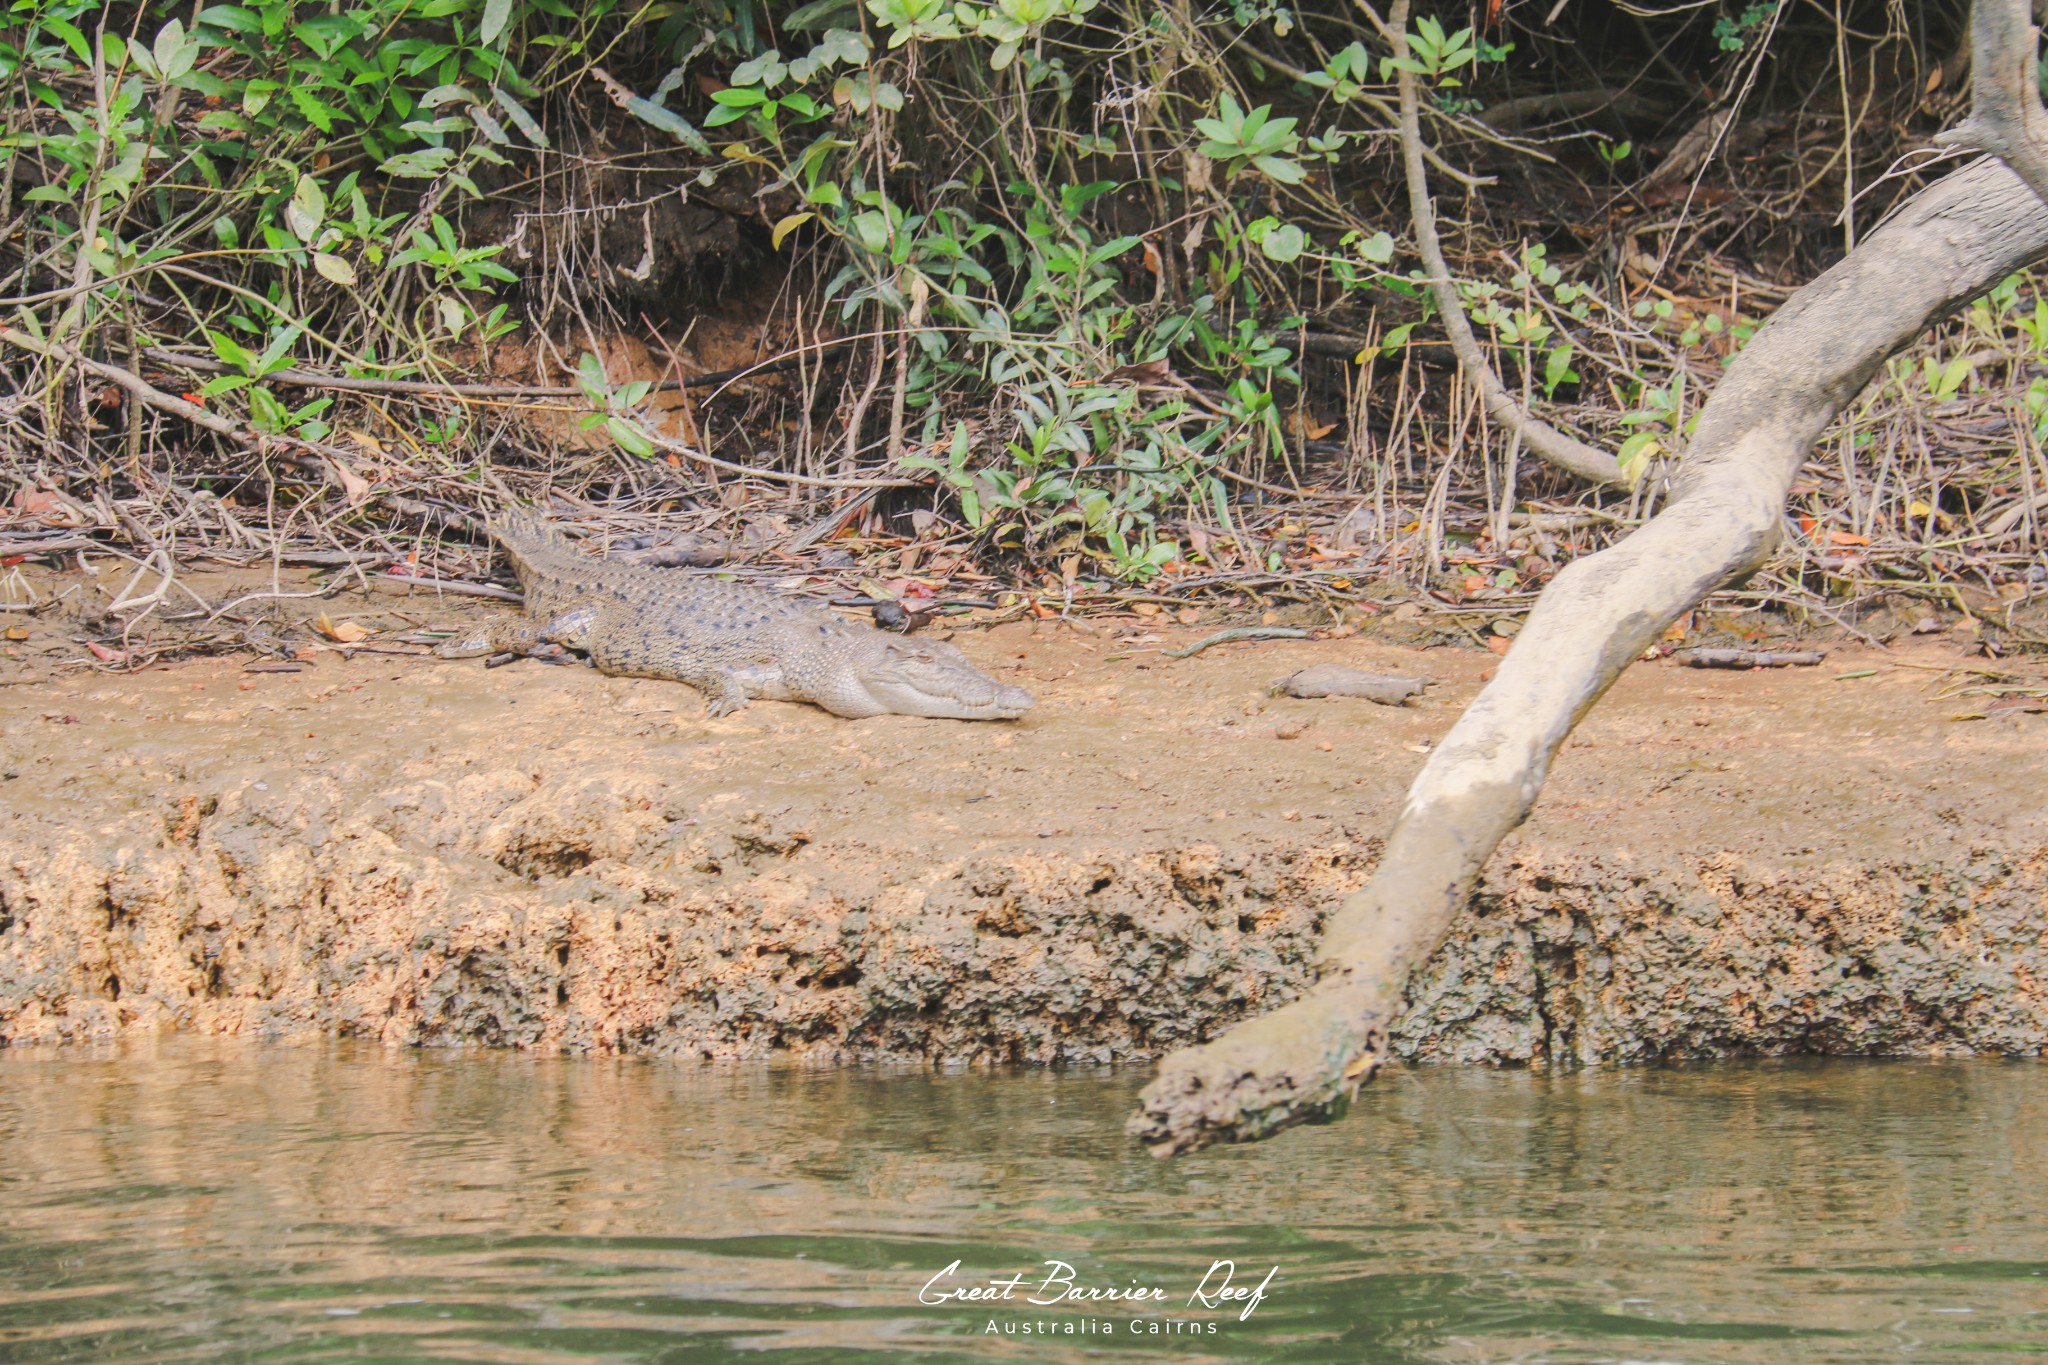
[326,457,372,505]
[1103,359,1172,384]
[1828,530,1870,547]
[11,490,58,520]
[313,614,371,644]
[1485,635,1512,655]
[2,627,26,641]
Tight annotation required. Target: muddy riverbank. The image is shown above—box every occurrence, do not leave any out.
[2,587,2044,1065]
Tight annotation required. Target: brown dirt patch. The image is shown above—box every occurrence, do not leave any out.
[2,573,2044,1066]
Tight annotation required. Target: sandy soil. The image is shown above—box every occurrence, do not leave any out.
[1,571,2044,1066]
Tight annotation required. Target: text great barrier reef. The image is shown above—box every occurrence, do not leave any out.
[918,1257,1280,1335]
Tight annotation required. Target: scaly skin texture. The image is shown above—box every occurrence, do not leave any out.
[436,513,1035,721]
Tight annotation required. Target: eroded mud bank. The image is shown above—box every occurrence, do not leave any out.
[2,614,2043,1065]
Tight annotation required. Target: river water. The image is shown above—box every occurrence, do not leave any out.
[1,1043,2044,1363]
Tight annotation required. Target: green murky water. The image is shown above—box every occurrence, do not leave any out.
[1,1044,2045,1363]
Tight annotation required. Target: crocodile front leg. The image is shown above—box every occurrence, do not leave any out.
[583,632,786,717]
[702,672,754,717]
[435,607,597,659]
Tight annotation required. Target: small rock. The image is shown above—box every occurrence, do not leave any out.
[1272,665,1431,705]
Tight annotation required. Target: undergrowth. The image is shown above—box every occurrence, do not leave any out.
[0,0,2040,628]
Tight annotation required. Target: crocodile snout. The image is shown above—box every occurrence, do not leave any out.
[864,666,1035,720]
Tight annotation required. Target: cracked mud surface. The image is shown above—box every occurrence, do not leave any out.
[2,594,2044,1068]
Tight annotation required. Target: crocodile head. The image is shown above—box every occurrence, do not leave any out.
[837,637,1036,720]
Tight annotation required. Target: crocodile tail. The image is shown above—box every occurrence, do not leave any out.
[485,508,580,578]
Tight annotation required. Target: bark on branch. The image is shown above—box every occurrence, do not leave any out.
[1129,152,2048,1155]
[1938,0,2048,210]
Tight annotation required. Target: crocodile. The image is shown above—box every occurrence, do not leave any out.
[434,512,1035,721]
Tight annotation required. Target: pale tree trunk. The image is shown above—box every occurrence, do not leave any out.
[1130,1,2048,1156]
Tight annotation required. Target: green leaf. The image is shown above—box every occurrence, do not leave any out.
[606,416,656,457]
[153,19,187,79]
[312,252,357,286]
[494,89,549,147]
[731,51,786,86]
[614,92,710,152]
[479,0,513,46]
[851,210,892,253]
[1616,431,1662,484]
[197,6,262,32]
[289,87,336,133]
[43,17,90,64]
[814,27,871,64]
[249,385,291,434]
[285,172,325,242]
[208,330,258,375]
[1543,343,1576,394]
[1258,223,1305,263]
[785,0,859,28]
[576,352,610,404]
[1251,154,1305,184]
[771,212,814,249]
[379,148,456,176]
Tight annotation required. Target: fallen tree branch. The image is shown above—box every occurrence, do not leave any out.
[376,572,523,601]
[1673,648,1826,669]
[1165,626,1313,658]
[1383,0,1626,488]
[4,326,258,445]
[1129,150,2048,1155]
[0,536,96,558]
[138,336,855,400]
[0,327,352,485]
[44,333,909,493]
